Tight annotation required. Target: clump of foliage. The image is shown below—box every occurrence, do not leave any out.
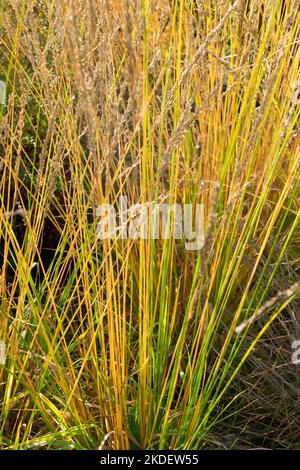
[0,0,299,450]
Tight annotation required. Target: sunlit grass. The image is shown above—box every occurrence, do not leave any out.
[0,0,299,450]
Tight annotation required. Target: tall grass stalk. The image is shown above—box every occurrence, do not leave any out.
[0,0,299,449]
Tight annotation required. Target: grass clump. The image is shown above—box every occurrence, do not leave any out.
[0,0,299,449]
